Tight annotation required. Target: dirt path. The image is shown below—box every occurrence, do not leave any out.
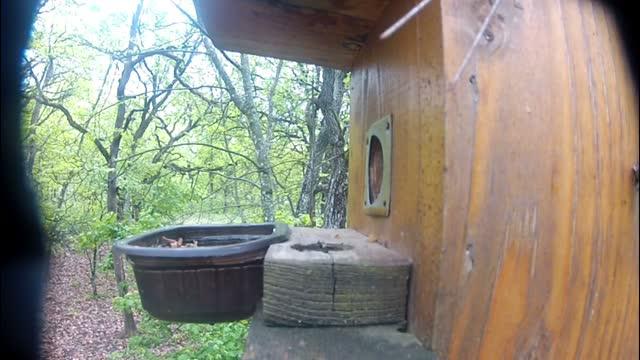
[42,248,127,360]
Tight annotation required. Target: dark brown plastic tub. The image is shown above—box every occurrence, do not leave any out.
[114,223,289,323]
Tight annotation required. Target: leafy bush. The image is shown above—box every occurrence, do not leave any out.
[167,321,248,360]
[112,290,143,314]
[109,311,249,360]
[111,288,248,359]
[76,213,123,296]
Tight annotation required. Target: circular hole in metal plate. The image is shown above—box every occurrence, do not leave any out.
[368,135,384,204]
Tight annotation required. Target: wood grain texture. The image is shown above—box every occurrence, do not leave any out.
[283,0,391,21]
[346,0,446,346]
[194,0,383,69]
[432,0,639,358]
[348,0,637,357]
[196,0,638,355]
[262,228,411,326]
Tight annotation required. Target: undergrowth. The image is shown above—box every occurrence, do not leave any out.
[109,292,248,360]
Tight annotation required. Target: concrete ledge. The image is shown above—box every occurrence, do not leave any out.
[243,304,436,360]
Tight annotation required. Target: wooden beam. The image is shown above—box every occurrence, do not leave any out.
[194,0,375,69]
[282,0,390,21]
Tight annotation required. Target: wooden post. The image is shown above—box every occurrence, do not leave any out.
[263,228,411,327]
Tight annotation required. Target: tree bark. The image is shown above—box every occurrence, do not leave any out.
[88,247,98,297]
[320,69,348,228]
[295,68,321,223]
[113,247,136,337]
[109,0,146,337]
[296,68,348,228]
[25,57,55,181]
[323,146,348,228]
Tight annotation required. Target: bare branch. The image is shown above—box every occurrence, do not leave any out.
[33,95,110,162]
[172,0,242,70]
[118,142,259,169]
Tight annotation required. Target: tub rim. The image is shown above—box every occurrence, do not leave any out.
[113,222,289,259]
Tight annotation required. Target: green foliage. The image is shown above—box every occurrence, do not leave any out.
[76,213,120,252]
[112,290,143,314]
[167,322,248,360]
[112,290,248,359]
[99,251,114,272]
[295,214,315,227]
[126,211,166,235]
[40,201,66,251]
[27,0,349,358]
[109,310,248,360]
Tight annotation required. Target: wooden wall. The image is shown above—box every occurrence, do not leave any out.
[347,0,639,358]
[347,0,446,346]
[434,0,639,357]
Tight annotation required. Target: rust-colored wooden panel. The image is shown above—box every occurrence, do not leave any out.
[433,0,639,358]
[194,0,378,69]
[283,0,391,21]
[347,0,446,346]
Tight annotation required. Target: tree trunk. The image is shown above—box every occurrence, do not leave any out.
[255,139,276,222]
[109,0,145,337]
[89,247,98,297]
[204,44,277,222]
[25,57,55,181]
[295,83,320,224]
[113,247,137,337]
[107,168,119,214]
[320,69,348,228]
[296,159,319,224]
[296,68,348,227]
[323,146,348,228]
[239,55,276,222]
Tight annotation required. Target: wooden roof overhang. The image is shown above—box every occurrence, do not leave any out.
[193,0,391,70]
